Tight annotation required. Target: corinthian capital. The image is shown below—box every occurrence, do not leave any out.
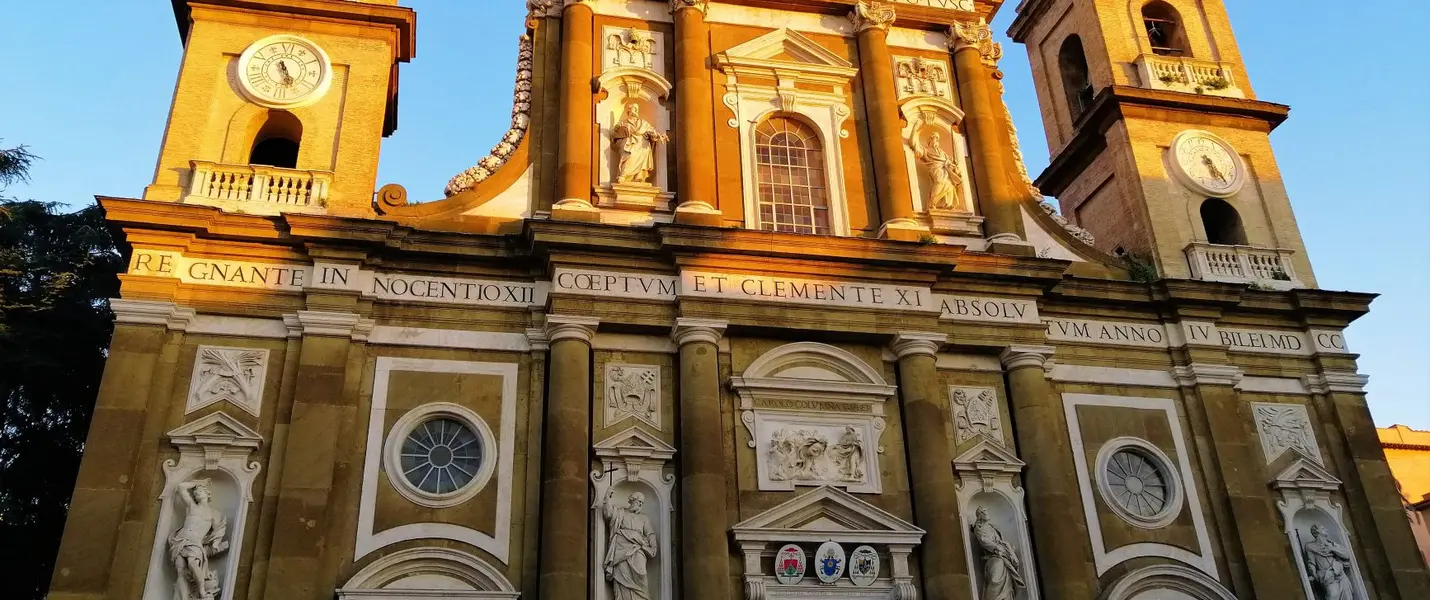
[950,18,1003,67]
[849,1,897,33]
[670,0,709,14]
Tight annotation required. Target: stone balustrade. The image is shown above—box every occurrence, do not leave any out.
[1185,242,1302,289]
[1135,54,1245,99]
[185,160,331,215]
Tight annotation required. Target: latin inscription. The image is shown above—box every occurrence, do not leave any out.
[891,0,975,11]
[1219,328,1311,356]
[681,271,934,313]
[1044,318,1169,348]
[936,295,1039,324]
[552,268,677,300]
[369,273,538,307]
[754,398,873,414]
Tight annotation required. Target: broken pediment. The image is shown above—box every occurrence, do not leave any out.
[731,485,924,546]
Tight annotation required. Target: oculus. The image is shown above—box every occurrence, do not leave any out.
[237,34,333,108]
[384,403,497,509]
[1168,130,1245,198]
[1096,438,1184,529]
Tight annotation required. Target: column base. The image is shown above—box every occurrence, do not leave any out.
[877,218,930,242]
[551,198,602,223]
[674,201,723,227]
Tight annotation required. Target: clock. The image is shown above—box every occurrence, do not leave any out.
[1168,130,1245,198]
[236,35,332,108]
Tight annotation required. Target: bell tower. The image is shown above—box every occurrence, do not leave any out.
[1009,0,1316,288]
[144,0,415,217]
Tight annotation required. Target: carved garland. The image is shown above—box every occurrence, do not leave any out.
[444,34,537,197]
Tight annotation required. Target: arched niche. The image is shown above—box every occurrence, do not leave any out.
[588,426,676,600]
[1102,564,1236,600]
[595,66,673,211]
[1270,452,1370,600]
[336,547,519,599]
[897,96,979,235]
[141,412,263,600]
[732,342,894,494]
[953,436,1040,600]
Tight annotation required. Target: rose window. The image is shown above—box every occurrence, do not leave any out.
[399,417,484,496]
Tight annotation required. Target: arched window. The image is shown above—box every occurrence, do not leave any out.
[1200,199,1246,245]
[1059,36,1094,121]
[248,110,302,169]
[1142,1,1190,56]
[754,117,830,235]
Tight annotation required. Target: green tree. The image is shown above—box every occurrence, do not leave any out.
[0,141,122,599]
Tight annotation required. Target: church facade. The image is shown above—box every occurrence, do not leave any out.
[46,1,1430,600]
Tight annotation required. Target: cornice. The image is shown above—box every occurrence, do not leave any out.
[171,0,416,60]
[1035,86,1291,196]
[1171,363,1244,388]
[110,298,196,330]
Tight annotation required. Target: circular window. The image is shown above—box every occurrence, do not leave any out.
[1096,437,1183,528]
[384,403,496,508]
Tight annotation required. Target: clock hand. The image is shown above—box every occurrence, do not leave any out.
[277,60,295,86]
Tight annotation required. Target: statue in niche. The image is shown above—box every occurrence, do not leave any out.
[602,489,658,600]
[613,103,668,185]
[909,119,965,211]
[829,426,866,482]
[971,507,1025,600]
[168,479,229,600]
[1301,524,1355,600]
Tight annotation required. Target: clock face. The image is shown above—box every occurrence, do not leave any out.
[237,35,332,108]
[1169,131,1244,197]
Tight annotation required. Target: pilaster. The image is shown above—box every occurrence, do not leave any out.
[671,0,722,225]
[851,2,921,240]
[539,315,598,600]
[1000,345,1098,600]
[672,318,732,600]
[889,332,971,598]
[950,19,1028,251]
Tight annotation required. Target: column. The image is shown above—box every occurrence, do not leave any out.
[851,2,921,240]
[672,319,733,600]
[950,19,1027,249]
[1001,345,1097,600]
[538,315,598,600]
[262,310,364,600]
[1173,364,1300,596]
[553,0,598,219]
[671,0,722,225]
[889,332,970,598]
[1318,372,1430,598]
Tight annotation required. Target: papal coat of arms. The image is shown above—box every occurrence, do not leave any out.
[848,545,879,586]
[774,544,807,585]
[814,541,846,584]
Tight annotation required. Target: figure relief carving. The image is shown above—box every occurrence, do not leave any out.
[612,104,668,185]
[607,29,656,70]
[895,57,949,99]
[911,121,968,213]
[1253,403,1320,464]
[971,507,1026,600]
[951,387,1000,444]
[768,426,867,484]
[1301,524,1354,600]
[606,365,660,429]
[186,346,268,416]
[601,489,658,600]
[168,480,229,600]
[848,1,896,33]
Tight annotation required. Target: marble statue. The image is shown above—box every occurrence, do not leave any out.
[613,103,667,184]
[910,122,964,211]
[603,489,658,600]
[768,428,831,482]
[1302,524,1355,600]
[971,507,1025,600]
[168,480,229,600]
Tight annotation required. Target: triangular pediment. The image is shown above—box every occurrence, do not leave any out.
[594,425,676,460]
[953,435,1025,472]
[1270,449,1342,491]
[732,485,924,545]
[715,29,857,80]
[167,411,262,449]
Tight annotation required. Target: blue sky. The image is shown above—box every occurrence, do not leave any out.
[2,1,1425,428]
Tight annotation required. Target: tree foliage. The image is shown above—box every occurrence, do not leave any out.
[0,142,122,599]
